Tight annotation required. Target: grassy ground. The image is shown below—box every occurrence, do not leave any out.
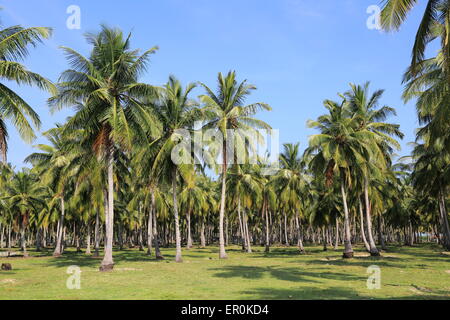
[0,243,449,300]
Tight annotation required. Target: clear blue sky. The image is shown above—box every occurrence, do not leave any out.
[2,0,430,168]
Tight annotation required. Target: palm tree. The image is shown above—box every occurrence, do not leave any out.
[306,99,380,258]
[382,1,449,151]
[412,141,450,249]
[49,26,160,271]
[180,172,205,249]
[150,76,199,262]
[25,126,75,257]
[380,0,450,75]
[6,169,45,256]
[0,20,55,162]
[227,164,262,253]
[344,82,404,255]
[199,71,272,259]
[274,143,308,253]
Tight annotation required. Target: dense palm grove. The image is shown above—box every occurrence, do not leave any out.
[0,0,449,272]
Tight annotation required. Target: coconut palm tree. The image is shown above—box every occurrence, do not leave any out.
[150,75,199,262]
[6,169,45,256]
[24,126,76,256]
[49,26,160,271]
[412,140,450,249]
[227,164,262,253]
[380,0,450,75]
[199,71,272,259]
[0,20,55,162]
[180,172,205,249]
[274,143,308,253]
[306,99,380,258]
[344,82,404,255]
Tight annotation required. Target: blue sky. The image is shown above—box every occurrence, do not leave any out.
[1,0,431,168]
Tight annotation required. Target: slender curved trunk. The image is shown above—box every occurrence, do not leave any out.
[244,211,252,253]
[364,176,380,256]
[438,189,450,250]
[378,215,387,250]
[218,141,228,259]
[35,228,41,252]
[100,150,115,271]
[85,223,92,255]
[340,180,354,258]
[283,211,289,246]
[295,214,304,253]
[238,198,245,251]
[172,169,182,262]
[186,210,193,249]
[21,227,28,257]
[152,193,164,259]
[53,197,65,257]
[200,220,206,248]
[322,228,328,251]
[7,223,11,250]
[0,224,4,249]
[359,198,370,252]
[147,200,153,255]
[75,223,81,252]
[334,217,339,249]
[264,201,270,253]
[138,227,144,251]
[94,210,100,257]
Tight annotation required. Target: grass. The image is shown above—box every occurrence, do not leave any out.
[0,243,449,300]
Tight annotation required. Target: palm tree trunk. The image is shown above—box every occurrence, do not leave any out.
[147,202,153,255]
[200,220,206,248]
[284,211,289,246]
[100,150,115,271]
[0,224,4,249]
[359,199,371,252]
[322,228,328,251]
[334,217,339,250]
[94,210,100,257]
[244,211,252,253]
[264,201,270,252]
[85,223,92,255]
[378,215,387,250]
[186,210,193,249]
[438,189,450,250]
[21,227,28,257]
[7,223,11,250]
[53,197,65,257]
[152,195,164,259]
[35,228,41,252]
[238,197,246,250]
[295,214,305,253]
[172,169,182,262]
[364,176,380,256]
[340,181,354,258]
[218,141,228,259]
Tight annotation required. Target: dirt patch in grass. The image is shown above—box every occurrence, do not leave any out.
[0,279,17,284]
[115,268,143,272]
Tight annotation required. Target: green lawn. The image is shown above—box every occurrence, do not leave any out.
[1,244,449,300]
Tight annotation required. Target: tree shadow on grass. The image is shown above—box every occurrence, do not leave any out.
[304,257,402,269]
[239,286,450,300]
[209,265,365,283]
[240,286,363,300]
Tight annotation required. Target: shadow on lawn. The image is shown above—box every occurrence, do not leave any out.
[209,265,365,283]
[240,286,450,300]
